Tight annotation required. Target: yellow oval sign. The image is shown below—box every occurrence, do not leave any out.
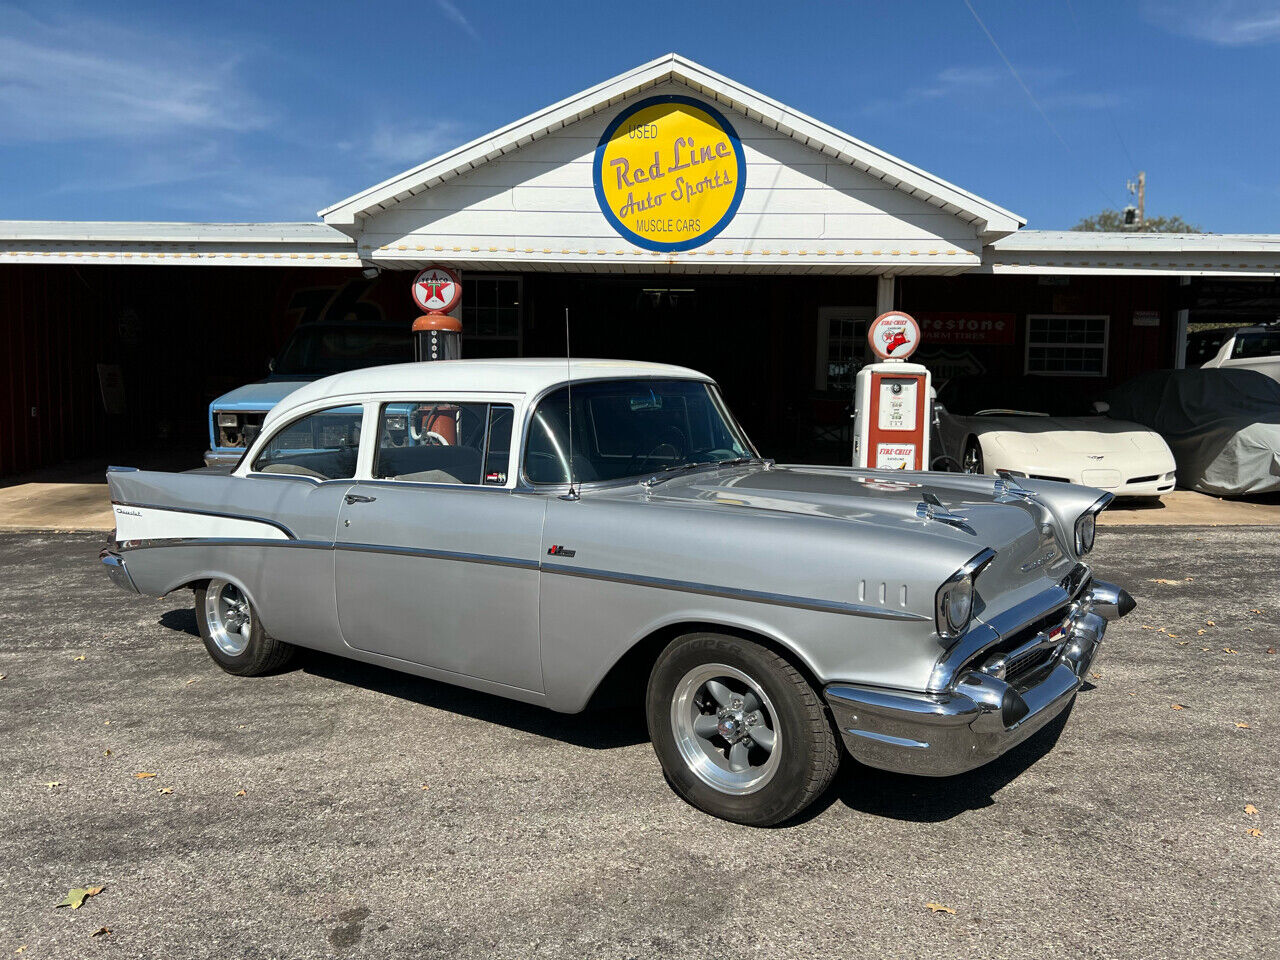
[594,96,746,251]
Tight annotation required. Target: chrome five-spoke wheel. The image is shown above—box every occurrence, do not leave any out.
[671,663,782,795]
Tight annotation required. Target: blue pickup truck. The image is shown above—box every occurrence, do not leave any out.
[205,320,411,466]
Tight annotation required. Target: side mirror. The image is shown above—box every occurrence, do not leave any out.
[1092,400,1110,414]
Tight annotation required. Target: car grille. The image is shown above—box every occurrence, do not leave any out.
[1127,474,1158,484]
[214,411,266,449]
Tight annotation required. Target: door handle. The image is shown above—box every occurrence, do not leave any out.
[344,493,377,505]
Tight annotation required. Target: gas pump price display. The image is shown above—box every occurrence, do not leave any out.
[877,378,918,431]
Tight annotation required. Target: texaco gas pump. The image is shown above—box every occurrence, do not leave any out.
[409,265,463,443]
[852,311,932,470]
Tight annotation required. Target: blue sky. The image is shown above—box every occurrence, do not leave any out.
[1,0,1278,231]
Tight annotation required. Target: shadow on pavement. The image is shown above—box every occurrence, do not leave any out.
[299,648,651,751]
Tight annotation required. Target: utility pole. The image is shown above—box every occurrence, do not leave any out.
[1126,171,1146,229]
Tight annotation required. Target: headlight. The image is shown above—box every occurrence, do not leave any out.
[935,548,996,640]
[1074,493,1112,555]
[217,412,239,427]
[1075,513,1096,554]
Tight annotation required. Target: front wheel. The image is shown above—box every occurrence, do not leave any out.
[646,632,840,826]
[195,579,295,676]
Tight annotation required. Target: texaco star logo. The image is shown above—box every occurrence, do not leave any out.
[411,266,462,314]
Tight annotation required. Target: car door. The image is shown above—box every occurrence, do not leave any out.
[333,398,547,693]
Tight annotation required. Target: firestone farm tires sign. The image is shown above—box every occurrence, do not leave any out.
[594,96,746,252]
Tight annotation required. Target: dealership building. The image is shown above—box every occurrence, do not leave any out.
[3,53,1279,478]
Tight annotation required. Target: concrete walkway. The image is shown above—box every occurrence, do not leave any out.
[0,471,1276,532]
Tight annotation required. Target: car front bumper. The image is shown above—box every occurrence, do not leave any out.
[824,579,1134,777]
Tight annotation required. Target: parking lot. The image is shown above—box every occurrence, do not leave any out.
[1,526,1277,959]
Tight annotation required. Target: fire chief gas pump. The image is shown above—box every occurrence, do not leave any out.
[853,311,931,470]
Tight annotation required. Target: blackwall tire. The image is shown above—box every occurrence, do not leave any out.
[194,579,295,676]
[646,632,840,826]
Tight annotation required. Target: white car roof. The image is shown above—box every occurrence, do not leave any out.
[272,357,712,418]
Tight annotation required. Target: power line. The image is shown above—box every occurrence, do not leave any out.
[961,0,1119,209]
[1063,0,1140,173]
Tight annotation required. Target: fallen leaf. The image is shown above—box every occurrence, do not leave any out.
[1224,647,1238,654]
[1246,628,1254,633]
[103,750,111,756]
[56,885,104,910]
[1197,629,1206,636]
[235,789,246,797]
[134,772,156,780]
[73,655,86,662]
[1206,620,1215,626]
[103,720,110,725]
[91,927,111,938]
[1177,641,1190,646]
[43,781,62,790]
[0,673,6,680]
[1202,647,1211,651]
[1090,672,1102,679]
[1171,704,1186,710]
[421,784,430,791]
[157,787,173,795]
[1167,634,1179,639]
[1184,577,1194,581]
[1246,828,1262,838]
[15,947,27,955]
[1157,627,1167,633]
[1251,609,1262,614]
[1236,722,1251,729]
[1141,625,1154,630]
[1150,579,1182,585]
[1268,647,1277,655]
[1127,692,1137,697]
[1245,804,1258,816]
[925,902,956,914]
[185,678,199,685]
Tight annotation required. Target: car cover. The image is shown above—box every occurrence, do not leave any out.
[1105,368,1280,496]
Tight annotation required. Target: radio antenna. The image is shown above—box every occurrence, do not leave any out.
[560,306,580,501]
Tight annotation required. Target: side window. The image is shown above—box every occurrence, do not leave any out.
[374,401,514,485]
[252,405,364,480]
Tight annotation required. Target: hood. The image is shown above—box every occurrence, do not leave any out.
[619,464,1085,597]
[210,379,312,412]
[976,415,1162,455]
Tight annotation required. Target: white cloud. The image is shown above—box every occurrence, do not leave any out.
[0,6,266,143]
[1142,0,1280,45]
[434,0,481,41]
[363,121,468,169]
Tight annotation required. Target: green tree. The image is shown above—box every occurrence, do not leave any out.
[1072,209,1202,233]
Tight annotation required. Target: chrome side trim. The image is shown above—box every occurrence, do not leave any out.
[106,465,139,473]
[338,541,539,570]
[110,501,298,540]
[117,537,331,552]
[540,561,930,621]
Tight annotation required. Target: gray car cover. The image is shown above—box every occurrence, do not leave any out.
[1105,369,1280,496]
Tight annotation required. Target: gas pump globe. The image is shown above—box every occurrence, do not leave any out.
[409,265,463,362]
[852,311,932,470]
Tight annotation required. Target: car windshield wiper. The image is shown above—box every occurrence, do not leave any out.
[643,456,771,487]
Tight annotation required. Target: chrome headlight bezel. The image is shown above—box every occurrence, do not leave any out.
[935,548,997,641]
[216,412,239,428]
[1074,493,1113,556]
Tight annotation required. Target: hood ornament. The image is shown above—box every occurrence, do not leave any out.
[993,475,1036,502]
[915,492,972,531]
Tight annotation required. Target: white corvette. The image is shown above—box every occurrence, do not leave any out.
[935,376,1177,498]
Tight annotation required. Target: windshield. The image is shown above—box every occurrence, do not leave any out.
[523,379,756,484]
[274,325,412,376]
[938,375,1098,417]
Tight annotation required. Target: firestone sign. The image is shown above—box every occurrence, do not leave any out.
[594,95,746,252]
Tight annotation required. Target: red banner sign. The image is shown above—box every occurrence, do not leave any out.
[916,312,1016,346]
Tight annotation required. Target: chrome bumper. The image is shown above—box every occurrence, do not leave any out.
[99,547,139,594]
[825,579,1133,777]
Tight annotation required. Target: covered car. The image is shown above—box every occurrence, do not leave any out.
[935,375,1176,497]
[1105,368,1280,496]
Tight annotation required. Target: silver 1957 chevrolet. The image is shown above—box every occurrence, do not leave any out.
[102,359,1134,825]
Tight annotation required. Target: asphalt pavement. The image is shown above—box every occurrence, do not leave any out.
[0,528,1277,959]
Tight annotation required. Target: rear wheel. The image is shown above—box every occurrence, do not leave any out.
[195,579,294,676]
[962,437,985,475]
[646,632,840,826]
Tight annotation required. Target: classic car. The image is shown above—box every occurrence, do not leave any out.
[103,359,1135,825]
[205,318,412,466]
[1196,322,1280,384]
[936,374,1177,497]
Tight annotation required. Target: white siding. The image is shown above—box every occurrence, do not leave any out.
[357,82,982,271]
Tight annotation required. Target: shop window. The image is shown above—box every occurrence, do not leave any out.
[1025,315,1109,376]
[815,307,872,392]
[462,275,522,358]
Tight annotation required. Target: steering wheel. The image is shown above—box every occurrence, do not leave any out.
[626,425,688,474]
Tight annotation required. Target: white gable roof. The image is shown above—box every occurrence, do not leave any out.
[320,53,1023,243]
